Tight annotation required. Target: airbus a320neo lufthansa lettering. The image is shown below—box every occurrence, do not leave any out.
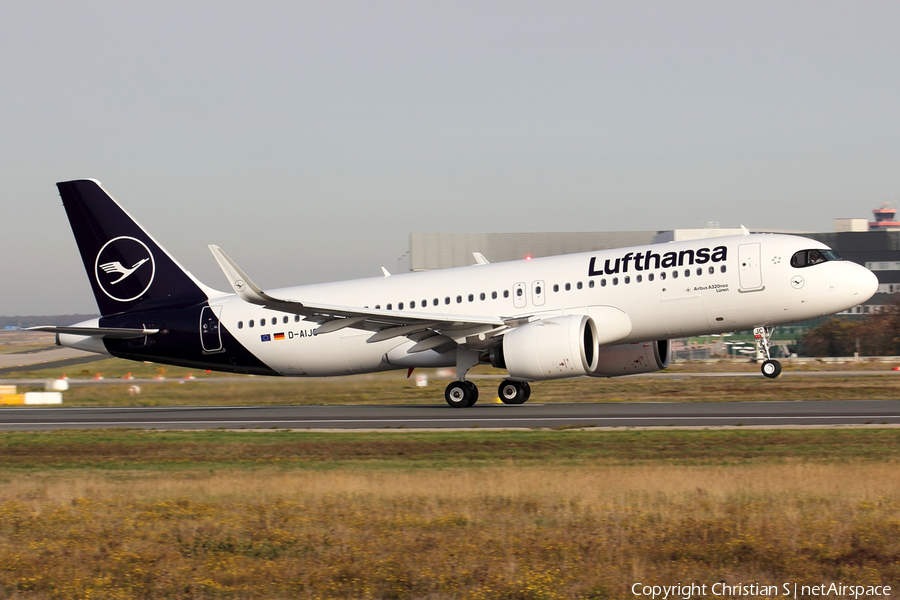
[35,180,878,407]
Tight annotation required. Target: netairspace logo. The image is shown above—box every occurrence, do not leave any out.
[631,582,892,600]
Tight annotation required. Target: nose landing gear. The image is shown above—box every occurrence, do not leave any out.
[754,326,782,378]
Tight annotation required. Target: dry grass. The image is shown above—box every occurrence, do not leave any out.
[1,464,898,599]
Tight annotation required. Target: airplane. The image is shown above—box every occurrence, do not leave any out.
[33,179,878,407]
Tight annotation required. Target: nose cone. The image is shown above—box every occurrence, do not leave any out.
[854,265,879,302]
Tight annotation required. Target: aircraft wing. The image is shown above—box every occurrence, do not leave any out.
[208,246,507,352]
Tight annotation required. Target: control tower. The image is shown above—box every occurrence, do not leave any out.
[869,203,900,231]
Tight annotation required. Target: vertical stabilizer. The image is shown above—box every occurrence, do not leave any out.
[57,179,209,317]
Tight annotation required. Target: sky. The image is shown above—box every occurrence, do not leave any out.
[1,1,898,315]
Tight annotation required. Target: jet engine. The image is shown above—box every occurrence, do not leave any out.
[490,315,599,380]
[590,340,671,377]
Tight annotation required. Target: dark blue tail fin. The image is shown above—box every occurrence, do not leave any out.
[57,179,209,317]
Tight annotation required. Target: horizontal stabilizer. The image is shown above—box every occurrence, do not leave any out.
[29,326,159,339]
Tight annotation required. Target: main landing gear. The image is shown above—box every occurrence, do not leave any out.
[445,348,481,408]
[443,348,533,408]
[754,326,782,379]
[498,380,531,405]
[445,381,479,408]
[444,379,533,407]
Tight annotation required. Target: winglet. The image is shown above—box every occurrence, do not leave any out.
[473,252,490,265]
[381,267,391,277]
[740,225,750,236]
[208,245,303,310]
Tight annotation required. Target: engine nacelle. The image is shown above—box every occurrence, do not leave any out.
[591,340,671,377]
[492,315,599,380]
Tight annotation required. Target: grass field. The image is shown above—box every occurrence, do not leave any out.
[6,354,900,407]
[7,368,900,407]
[1,429,899,599]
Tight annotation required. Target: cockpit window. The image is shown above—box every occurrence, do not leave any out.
[790,249,842,268]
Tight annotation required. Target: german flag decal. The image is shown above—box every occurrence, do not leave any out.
[274,332,285,340]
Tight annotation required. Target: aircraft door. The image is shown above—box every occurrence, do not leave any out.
[531,280,545,306]
[738,243,763,290]
[200,306,224,354]
[513,282,527,309]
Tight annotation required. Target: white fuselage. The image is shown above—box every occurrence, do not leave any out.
[203,234,877,376]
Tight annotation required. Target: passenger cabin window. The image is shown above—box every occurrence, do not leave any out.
[283,316,289,323]
[480,292,485,301]
[516,288,523,297]
[375,305,380,310]
[249,320,255,328]
[410,301,416,308]
[648,273,654,281]
[422,299,427,307]
[601,279,607,287]
[721,265,727,273]
[271,317,277,325]
[398,302,404,310]
[565,283,571,291]
[237,321,243,329]
[387,303,392,310]
[491,291,497,299]
[468,294,474,302]
[636,275,642,283]
[612,277,619,285]
[503,290,510,298]
[577,281,583,290]
[589,280,594,288]
[445,297,451,304]
[791,249,841,268]
[553,284,559,292]
[708,267,714,275]
[457,296,462,303]
[624,276,630,284]
[433,298,438,306]
[294,315,300,322]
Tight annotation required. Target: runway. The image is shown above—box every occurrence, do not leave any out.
[1,400,899,431]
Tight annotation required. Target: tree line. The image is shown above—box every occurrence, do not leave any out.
[801,296,900,356]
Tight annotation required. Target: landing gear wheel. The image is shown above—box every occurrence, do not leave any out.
[445,381,478,408]
[761,359,782,379]
[498,380,530,405]
[465,381,479,406]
